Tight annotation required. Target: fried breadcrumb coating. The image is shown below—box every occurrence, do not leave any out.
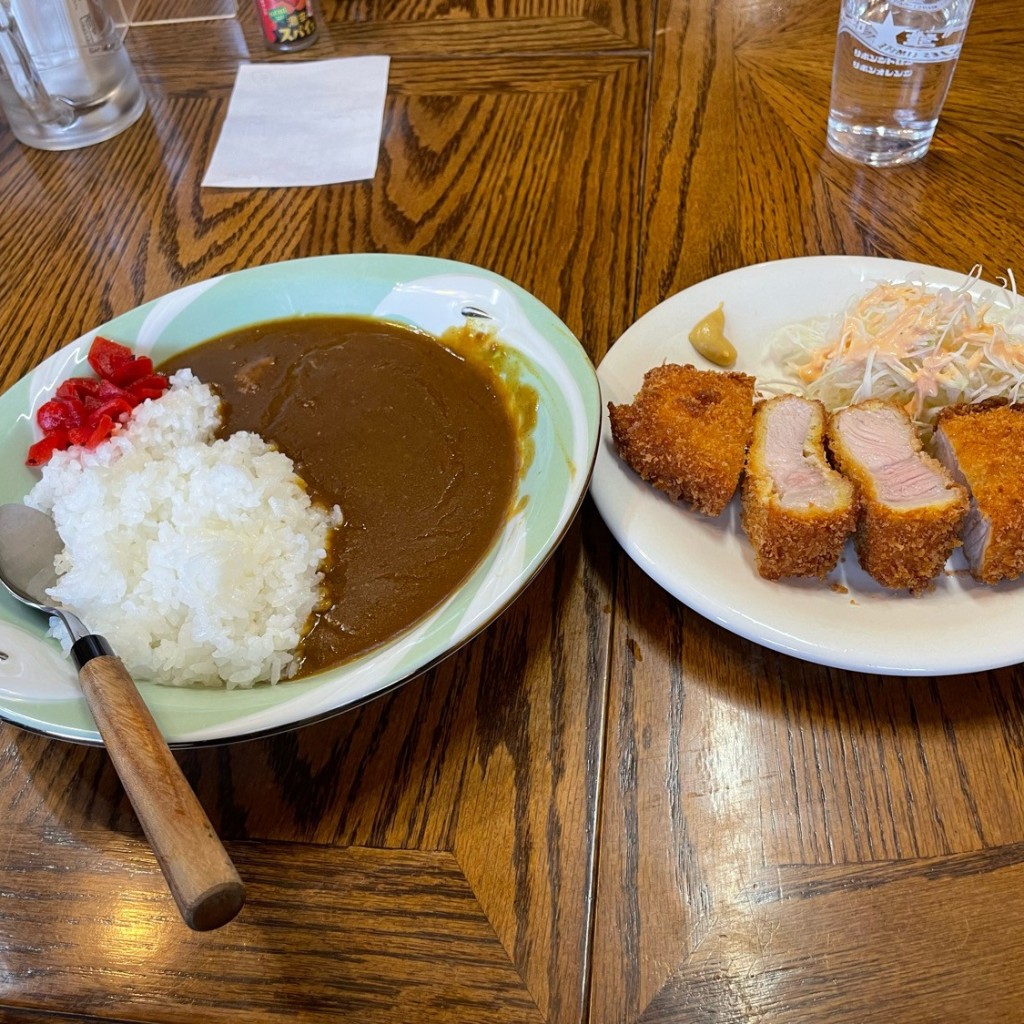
[827,399,967,593]
[608,363,755,516]
[742,396,856,581]
[935,400,1024,584]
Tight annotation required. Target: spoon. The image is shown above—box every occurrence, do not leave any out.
[0,503,246,931]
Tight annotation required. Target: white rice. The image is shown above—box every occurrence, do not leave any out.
[26,369,339,689]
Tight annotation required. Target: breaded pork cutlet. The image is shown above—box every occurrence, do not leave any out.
[933,400,1024,584]
[608,363,755,516]
[827,399,967,593]
[742,395,856,580]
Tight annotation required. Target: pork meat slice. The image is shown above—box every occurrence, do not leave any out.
[741,395,856,580]
[827,399,967,592]
[934,400,1024,584]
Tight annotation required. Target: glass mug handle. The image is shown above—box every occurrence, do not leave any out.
[0,0,77,128]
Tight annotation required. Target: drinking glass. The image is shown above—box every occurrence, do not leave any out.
[827,0,975,167]
[0,0,146,151]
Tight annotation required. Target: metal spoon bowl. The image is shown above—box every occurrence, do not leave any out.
[0,503,245,931]
[0,504,87,639]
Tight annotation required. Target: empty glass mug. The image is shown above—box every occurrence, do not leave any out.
[0,0,146,150]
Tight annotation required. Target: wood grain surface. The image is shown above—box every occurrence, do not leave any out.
[592,1,1024,1022]
[76,654,245,931]
[2,0,1023,1021]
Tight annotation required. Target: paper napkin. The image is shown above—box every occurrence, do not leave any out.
[202,55,390,188]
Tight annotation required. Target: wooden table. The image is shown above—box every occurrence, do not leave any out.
[2,2,1022,1021]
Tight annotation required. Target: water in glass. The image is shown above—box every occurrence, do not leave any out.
[827,0,974,167]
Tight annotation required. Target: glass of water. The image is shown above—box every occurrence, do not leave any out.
[0,0,146,151]
[827,0,975,167]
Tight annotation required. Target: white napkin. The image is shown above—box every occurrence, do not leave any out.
[202,56,390,188]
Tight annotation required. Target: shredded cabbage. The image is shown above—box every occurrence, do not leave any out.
[765,267,1024,436]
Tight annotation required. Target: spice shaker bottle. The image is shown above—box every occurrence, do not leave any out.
[251,0,319,52]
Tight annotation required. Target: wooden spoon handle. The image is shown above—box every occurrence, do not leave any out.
[77,652,246,931]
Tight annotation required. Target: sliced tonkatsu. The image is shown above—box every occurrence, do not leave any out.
[827,399,967,592]
[933,400,1024,584]
[608,363,756,516]
[742,395,856,580]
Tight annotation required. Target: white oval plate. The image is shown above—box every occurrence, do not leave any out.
[591,255,1024,676]
[0,254,601,744]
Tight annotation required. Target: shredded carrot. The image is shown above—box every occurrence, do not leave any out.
[766,268,1024,435]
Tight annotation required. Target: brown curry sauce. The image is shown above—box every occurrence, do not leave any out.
[161,315,529,676]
